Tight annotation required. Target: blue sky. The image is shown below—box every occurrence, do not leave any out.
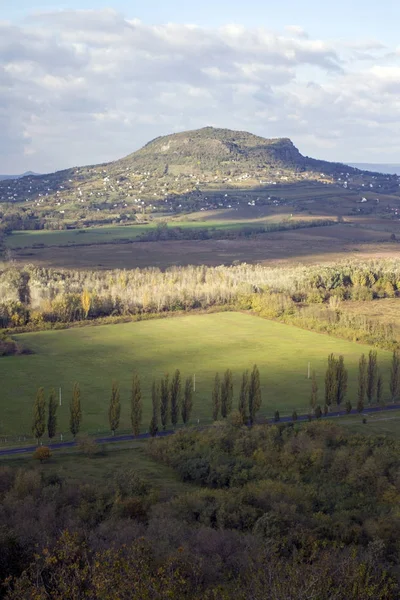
[5,0,400,43]
[1,1,400,172]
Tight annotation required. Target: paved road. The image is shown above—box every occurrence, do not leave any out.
[1,403,400,457]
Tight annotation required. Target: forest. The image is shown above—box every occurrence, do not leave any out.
[1,420,399,599]
[1,259,399,351]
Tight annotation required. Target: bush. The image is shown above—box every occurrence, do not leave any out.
[77,434,98,457]
[33,446,51,463]
[274,410,280,422]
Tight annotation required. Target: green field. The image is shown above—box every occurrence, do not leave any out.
[0,312,392,437]
[5,219,273,249]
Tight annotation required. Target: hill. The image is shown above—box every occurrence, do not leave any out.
[0,171,40,181]
[0,127,399,230]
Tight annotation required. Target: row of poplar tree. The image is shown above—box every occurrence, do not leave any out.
[31,365,263,443]
[31,371,195,443]
[309,350,400,415]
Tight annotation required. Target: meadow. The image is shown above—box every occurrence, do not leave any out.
[0,312,392,437]
[5,217,288,249]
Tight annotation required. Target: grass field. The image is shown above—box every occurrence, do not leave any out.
[0,312,392,437]
[0,440,189,497]
[5,217,290,250]
[339,409,400,438]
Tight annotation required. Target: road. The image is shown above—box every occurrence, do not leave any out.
[1,403,400,457]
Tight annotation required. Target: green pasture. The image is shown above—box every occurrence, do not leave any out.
[0,312,392,437]
[5,220,267,249]
[338,409,400,439]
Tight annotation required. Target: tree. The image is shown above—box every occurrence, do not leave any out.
[367,350,378,404]
[149,415,158,437]
[108,380,121,435]
[149,380,159,437]
[32,387,46,444]
[336,355,348,406]
[33,446,51,463]
[377,372,384,406]
[221,369,233,418]
[389,350,400,403]
[310,370,318,413]
[324,354,337,409]
[69,383,82,438]
[170,369,182,427]
[130,373,142,436]
[358,354,367,410]
[160,374,170,430]
[248,365,262,425]
[81,289,91,319]
[181,377,193,425]
[47,388,57,440]
[315,405,322,419]
[238,370,249,423]
[212,373,221,421]
[345,400,352,414]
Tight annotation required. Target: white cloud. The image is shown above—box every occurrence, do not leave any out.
[1,9,400,172]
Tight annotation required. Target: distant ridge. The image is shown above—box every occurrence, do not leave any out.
[348,163,400,175]
[0,171,40,181]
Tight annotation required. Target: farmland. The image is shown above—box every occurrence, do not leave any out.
[0,312,392,437]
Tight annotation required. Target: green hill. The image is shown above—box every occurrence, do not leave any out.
[0,127,397,230]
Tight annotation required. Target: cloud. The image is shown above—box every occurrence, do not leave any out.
[1,9,400,172]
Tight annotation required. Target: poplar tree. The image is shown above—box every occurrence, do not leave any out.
[358,354,367,412]
[181,377,193,425]
[47,388,57,440]
[160,374,170,430]
[130,373,142,436]
[221,369,233,418]
[390,350,400,403]
[149,380,159,437]
[32,387,46,444]
[108,380,121,435]
[249,365,262,425]
[324,354,337,409]
[212,373,221,421]
[310,371,318,413]
[336,355,348,406]
[377,372,384,406]
[170,369,182,427]
[70,383,82,438]
[238,370,249,424]
[367,350,378,404]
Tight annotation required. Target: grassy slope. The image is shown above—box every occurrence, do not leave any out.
[0,312,392,437]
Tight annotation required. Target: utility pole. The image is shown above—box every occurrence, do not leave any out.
[307,362,311,379]
[193,374,196,392]
[59,387,62,406]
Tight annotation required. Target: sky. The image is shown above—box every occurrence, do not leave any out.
[1,0,400,173]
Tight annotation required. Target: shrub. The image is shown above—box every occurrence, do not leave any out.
[33,446,51,463]
[77,434,98,457]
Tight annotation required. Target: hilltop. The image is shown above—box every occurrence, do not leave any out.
[0,127,398,230]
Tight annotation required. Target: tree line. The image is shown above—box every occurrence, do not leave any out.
[31,366,264,444]
[308,350,400,418]
[31,352,400,444]
[2,258,400,331]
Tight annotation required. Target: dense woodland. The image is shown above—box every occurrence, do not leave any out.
[1,259,400,350]
[1,421,399,598]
